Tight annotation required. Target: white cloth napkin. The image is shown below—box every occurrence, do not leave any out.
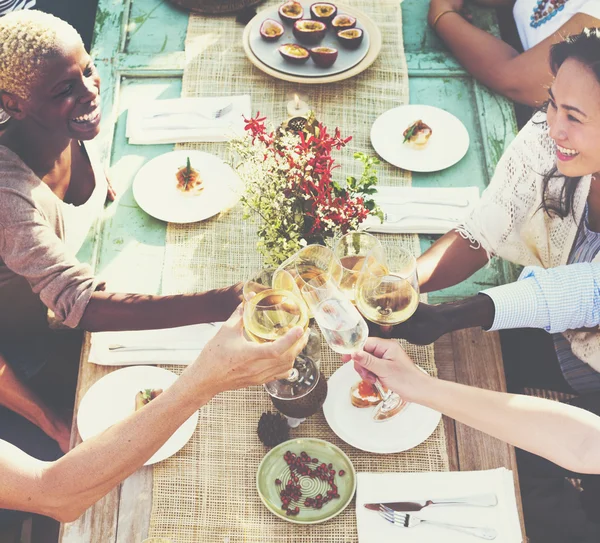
[88,323,223,366]
[360,186,479,234]
[356,469,522,543]
[126,95,251,144]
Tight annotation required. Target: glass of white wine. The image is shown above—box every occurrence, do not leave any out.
[243,269,326,425]
[276,244,343,292]
[333,231,382,303]
[301,275,369,355]
[355,244,420,421]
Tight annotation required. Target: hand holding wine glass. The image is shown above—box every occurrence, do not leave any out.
[243,268,326,423]
[354,244,420,420]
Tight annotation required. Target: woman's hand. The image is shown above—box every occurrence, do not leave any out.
[428,0,465,27]
[190,304,309,396]
[342,338,431,402]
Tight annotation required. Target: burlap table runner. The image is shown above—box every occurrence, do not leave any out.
[150,2,449,541]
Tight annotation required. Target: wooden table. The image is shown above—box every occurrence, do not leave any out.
[60,0,524,540]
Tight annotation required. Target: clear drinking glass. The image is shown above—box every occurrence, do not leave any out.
[301,275,369,355]
[355,245,419,332]
[355,244,420,421]
[275,244,343,292]
[243,269,326,425]
[333,231,382,303]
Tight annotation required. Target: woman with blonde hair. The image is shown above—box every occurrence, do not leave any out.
[0,10,241,459]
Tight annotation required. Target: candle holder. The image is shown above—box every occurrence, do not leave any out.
[286,93,311,118]
[281,112,320,137]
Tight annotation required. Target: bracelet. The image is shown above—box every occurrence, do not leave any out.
[432,9,459,31]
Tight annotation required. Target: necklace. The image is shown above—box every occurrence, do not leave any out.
[530,0,568,28]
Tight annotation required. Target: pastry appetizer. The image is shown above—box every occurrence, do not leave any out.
[135,388,163,411]
[176,157,204,194]
[350,379,382,408]
[402,119,432,149]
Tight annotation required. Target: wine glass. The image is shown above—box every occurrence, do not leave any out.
[355,245,420,421]
[301,275,369,355]
[243,269,325,426]
[276,244,343,292]
[333,231,382,303]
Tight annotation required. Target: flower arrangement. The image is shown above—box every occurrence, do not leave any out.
[230,112,383,266]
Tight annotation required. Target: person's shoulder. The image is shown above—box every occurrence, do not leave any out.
[0,145,39,189]
[0,146,59,226]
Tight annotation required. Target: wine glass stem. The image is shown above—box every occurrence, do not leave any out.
[373,379,391,403]
[379,325,394,339]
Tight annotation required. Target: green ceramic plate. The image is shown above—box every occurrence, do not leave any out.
[256,438,356,524]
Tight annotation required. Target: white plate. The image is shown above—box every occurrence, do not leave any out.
[322,362,441,454]
[248,2,370,78]
[132,150,242,223]
[370,105,470,172]
[77,366,198,465]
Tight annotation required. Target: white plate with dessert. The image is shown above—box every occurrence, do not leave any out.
[370,104,470,172]
[322,361,441,454]
[132,150,242,224]
[77,366,199,465]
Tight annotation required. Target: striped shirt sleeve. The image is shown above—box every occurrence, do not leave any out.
[481,263,600,333]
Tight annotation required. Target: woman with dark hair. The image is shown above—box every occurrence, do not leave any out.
[416,27,600,395]
[428,0,600,106]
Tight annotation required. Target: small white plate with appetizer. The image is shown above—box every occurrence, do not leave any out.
[322,362,441,454]
[132,150,242,224]
[77,366,198,465]
[370,104,470,172]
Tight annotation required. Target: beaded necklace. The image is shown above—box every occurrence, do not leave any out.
[530,0,568,28]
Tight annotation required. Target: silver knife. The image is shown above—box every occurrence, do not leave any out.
[364,493,498,512]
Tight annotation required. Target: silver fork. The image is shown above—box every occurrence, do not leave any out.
[149,102,233,121]
[379,505,497,540]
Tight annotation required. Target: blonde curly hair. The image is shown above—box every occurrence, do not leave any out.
[0,10,82,100]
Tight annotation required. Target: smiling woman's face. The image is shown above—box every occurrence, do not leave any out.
[547,58,600,178]
[16,35,101,141]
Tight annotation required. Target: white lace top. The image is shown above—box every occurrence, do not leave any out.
[460,111,600,371]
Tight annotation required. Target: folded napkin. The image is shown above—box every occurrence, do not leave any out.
[126,95,251,144]
[356,469,522,543]
[88,323,223,366]
[360,186,479,234]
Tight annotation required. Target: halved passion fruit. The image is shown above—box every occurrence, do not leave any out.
[278,43,310,64]
[293,19,327,45]
[310,46,338,68]
[331,14,356,30]
[260,19,285,41]
[309,2,337,24]
[337,28,364,49]
[278,1,304,24]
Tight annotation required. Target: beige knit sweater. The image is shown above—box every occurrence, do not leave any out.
[460,111,599,371]
[0,145,99,338]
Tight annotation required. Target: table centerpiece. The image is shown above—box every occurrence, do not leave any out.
[230,112,383,266]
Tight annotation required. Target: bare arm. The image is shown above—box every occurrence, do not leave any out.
[417,229,489,293]
[0,308,307,521]
[0,354,70,452]
[79,284,241,332]
[351,339,600,474]
[429,0,600,106]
